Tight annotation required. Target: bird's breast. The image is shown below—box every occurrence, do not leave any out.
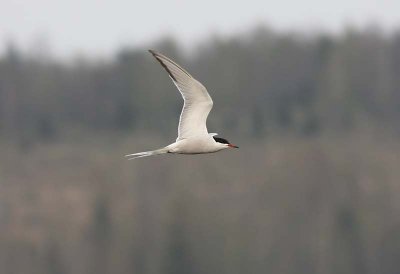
[168,137,221,154]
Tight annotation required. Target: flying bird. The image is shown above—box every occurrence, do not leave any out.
[125,50,238,160]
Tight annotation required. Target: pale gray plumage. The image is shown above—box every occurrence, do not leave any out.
[149,50,213,141]
[125,50,237,160]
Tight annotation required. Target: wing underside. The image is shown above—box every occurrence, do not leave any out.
[149,50,213,140]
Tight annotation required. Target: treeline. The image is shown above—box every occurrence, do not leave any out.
[1,25,400,274]
[1,26,400,146]
[1,135,400,274]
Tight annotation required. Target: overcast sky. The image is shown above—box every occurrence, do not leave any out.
[1,0,399,58]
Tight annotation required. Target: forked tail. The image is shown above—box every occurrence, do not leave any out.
[125,147,169,160]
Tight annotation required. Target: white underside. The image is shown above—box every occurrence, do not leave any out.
[125,135,228,159]
[125,51,229,160]
[167,135,227,154]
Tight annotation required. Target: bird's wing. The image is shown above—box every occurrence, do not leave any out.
[149,50,213,140]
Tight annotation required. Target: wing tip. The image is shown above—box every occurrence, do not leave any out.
[148,49,178,81]
[148,49,162,62]
[148,49,162,60]
[148,49,164,60]
[148,49,157,55]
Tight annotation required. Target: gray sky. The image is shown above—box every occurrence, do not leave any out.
[1,0,399,58]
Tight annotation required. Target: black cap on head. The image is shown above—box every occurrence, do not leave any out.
[213,137,230,144]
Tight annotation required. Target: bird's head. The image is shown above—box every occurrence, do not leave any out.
[213,136,239,149]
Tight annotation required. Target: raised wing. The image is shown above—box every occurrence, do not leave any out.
[149,50,213,140]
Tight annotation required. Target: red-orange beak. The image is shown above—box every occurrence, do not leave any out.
[228,144,239,148]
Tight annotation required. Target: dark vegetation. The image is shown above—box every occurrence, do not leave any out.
[1,25,400,274]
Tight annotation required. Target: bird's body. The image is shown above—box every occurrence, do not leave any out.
[168,135,228,154]
[125,50,238,160]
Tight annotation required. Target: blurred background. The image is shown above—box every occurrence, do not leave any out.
[1,1,400,273]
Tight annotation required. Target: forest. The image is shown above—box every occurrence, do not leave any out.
[0,25,400,274]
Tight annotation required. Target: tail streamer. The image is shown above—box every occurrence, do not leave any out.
[125,147,169,160]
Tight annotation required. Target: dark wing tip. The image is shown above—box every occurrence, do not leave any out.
[148,50,165,60]
[213,137,230,144]
[148,49,157,55]
[148,49,177,81]
[148,50,162,60]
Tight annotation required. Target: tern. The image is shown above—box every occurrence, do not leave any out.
[125,50,238,160]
